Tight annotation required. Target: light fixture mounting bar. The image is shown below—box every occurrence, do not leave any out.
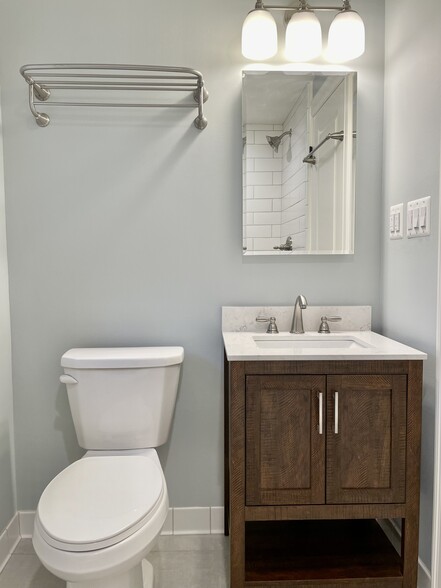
[261,3,350,24]
[260,4,348,11]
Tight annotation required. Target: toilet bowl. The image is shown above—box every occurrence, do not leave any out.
[33,449,168,588]
[33,347,184,588]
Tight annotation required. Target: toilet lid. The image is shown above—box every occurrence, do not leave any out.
[37,455,163,551]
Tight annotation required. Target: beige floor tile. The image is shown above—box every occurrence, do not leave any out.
[0,555,63,588]
[0,536,229,588]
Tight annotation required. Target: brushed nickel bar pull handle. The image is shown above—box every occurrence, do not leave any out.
[318,392,323,435]
[334,391,339,434]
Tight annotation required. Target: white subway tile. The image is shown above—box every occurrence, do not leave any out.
[293,233,307,249]
[244,238,253,251]
[246,144,274,159]
[272,225,281,238]
[253,237,282,250]
[282,219,298,236]
[282,206,301,224]
[272,199,282,212]
[254,212,281,225]
[247,199,273,212]
[246,130,255,144]
[282,181,306,204]
[246,172,274,186]
[246,225,272,238]
[274,124,283,131]
[254,130,272,145]
[254,185,282,199]
[245,159,255,173]
[255,158,283,172]
[245,212,254,225]
[273,172,282,185]
[246,124,275,131]
[246,186,254,199]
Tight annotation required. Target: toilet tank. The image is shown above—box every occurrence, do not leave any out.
[60,347,184,450]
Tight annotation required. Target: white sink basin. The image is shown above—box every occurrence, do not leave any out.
[253,335,370,350]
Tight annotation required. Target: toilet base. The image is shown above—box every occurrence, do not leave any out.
[66,559,153,588]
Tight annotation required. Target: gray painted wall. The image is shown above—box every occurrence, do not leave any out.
[0,0,384,512]
[0,100,15,531]
[382,0,441,569]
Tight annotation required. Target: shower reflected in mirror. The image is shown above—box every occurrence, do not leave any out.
[242,71,357,255]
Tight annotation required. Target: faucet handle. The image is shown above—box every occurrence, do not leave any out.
[256,316,279,334]
[318,315,342,334]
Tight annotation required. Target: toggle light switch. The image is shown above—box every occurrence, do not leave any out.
[390,203,403,239]
[407,196,431,238]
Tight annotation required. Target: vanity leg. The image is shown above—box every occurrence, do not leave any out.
[402,361,423,588]
[230,361,246,588]
[401,517,420,588]
[224,351,230,536]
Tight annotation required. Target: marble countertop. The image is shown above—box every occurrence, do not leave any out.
[223,330,427,362]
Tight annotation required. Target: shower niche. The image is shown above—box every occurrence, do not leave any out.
[242,71,356,255]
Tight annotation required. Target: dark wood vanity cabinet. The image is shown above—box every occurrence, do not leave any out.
[246,375,326,506]
[225,359,423,588]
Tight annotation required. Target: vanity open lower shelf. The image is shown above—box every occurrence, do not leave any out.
[224,357,424,588]
[245,520,402,585]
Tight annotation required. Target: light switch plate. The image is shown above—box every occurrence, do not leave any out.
[407,196,431,238]
[390,203,403,239]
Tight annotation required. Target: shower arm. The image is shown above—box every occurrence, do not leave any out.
[303,130,356,165]
[277,130,292,141]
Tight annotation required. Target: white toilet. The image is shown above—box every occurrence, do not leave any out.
[32,346,184,588]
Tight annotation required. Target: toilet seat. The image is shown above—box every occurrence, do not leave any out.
[36,454,164,552]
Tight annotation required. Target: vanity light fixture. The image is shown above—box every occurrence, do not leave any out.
[241,0,365,63]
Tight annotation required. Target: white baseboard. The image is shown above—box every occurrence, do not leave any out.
[151,507,226,535]
[380,519,431,588]
[170,507,224,535]
[15,507,225,540]
[18,511,35,538]
[0,507,224,573]
[0,514,20,573]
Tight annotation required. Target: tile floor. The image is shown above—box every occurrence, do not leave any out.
[0,535,229,588]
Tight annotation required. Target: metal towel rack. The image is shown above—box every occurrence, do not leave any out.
[303,130,356,165]
[20,63,209,130]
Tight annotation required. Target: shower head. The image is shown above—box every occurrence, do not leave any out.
[266,129,292,153]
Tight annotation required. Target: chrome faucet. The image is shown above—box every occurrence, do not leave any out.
[290,295,308,334]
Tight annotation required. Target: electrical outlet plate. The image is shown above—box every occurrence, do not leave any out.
[389,203,403,240]
[407,196,431,238]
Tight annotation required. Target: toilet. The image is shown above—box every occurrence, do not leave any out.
[32,346,184,588]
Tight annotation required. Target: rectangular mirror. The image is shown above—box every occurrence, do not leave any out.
[242,71,357,255]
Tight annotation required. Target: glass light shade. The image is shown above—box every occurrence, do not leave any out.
[285,11,322,62]
[242,9,278,60]
[327,10,365,62]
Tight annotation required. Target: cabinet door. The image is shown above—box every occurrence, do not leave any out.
[246,375,326,505]
[326,375,407,504]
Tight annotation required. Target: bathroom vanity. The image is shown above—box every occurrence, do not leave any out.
[223,311,426,588]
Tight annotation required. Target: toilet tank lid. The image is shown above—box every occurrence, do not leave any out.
[61,347,184,369]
